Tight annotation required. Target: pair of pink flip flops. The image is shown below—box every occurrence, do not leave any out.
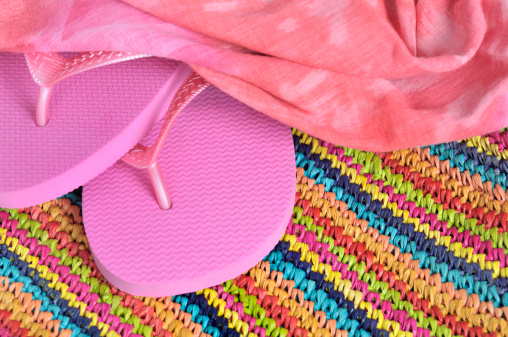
[0,52,295,296]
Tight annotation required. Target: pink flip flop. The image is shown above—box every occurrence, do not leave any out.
[0,52,191,208]
[83,72,295,296]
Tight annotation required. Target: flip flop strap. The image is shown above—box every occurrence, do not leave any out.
[25,51,148,87]
[25,51,148,127]
[121,71,210,169]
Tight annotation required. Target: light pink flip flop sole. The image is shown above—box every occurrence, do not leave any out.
[83,86,295,296]
[0,53,191,208]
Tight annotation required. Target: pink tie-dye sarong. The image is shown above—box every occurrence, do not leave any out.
[1,0,508,151]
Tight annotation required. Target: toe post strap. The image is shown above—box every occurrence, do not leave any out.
[25,51,148,126]
[121,71,211,209]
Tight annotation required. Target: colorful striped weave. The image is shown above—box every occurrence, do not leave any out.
[1,127,508,337]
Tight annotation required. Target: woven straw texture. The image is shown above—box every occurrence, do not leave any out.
[1,127,508,337]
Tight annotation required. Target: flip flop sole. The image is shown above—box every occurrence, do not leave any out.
[83,86,295,296]
[0,53,191,208]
